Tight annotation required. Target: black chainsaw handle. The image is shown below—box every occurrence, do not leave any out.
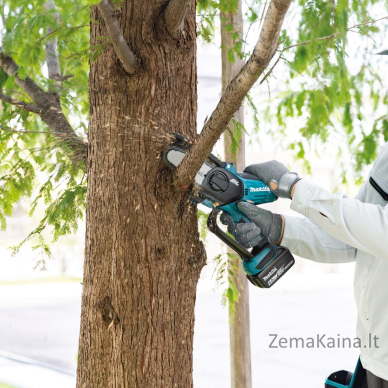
[207,208,255,262]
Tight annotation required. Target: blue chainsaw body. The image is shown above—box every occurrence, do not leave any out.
[164,135,295,288]
[199,162,295,288]
[201,163,279,277]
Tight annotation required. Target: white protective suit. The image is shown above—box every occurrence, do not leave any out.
[282,142,388,380]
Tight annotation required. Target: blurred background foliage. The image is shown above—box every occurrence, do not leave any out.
[197,0,388,180]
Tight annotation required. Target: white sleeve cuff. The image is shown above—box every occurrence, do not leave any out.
[281,215,301,252]
[290,179,319,217]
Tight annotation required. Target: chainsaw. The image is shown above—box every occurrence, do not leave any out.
[164,134,295,288]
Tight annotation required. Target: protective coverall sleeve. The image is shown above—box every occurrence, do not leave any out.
[281,180,370,263]
[287,179,388,260]
[282,214,357,263]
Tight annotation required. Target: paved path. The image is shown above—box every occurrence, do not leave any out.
[0,273,360,387]
[194,272,359,387]
[0,351,75,388]
[0,283,81,372]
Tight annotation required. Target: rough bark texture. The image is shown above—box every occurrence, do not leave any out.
[221,5,252,388]
[76,1,205,387]
[175,0,292,186]
[164,0,192,39]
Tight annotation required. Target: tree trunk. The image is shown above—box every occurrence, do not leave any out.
[221,4,252,388]
[76,1,206,387]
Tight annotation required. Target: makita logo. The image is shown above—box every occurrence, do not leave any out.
[263,267,277,281]
[230,179,239,186]
[249,187,270,193]
[268,265,288,286]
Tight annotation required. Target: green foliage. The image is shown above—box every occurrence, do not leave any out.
[198,206,241,321]
[0,382,19,388]
[197,11,216,43]
[226,118,247,160]
[271,0,388,179]
[197,0,250,59]
[12,180,87,253]
[213,252,242,322]
[0,0,91,259]
[0,130,36,230]
[198,0,388,182]
[0,124,87,257]
[246,92,260,133]
[197,209,210,241]
[1,0,91,113]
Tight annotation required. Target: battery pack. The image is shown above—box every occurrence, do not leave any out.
[246,246,295,288]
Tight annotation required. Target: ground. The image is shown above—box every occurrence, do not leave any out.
[0,270,359,388]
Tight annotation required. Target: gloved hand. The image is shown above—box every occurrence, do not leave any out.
[220,202,284,248]
[244,160,300,199]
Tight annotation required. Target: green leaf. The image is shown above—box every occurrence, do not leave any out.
[227,48,235,64]
[17,66,27,80]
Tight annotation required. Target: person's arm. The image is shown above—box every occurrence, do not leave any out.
[353,181,368,203]
[281,215,356,263]
[233,157,376,262]
[290,180,388,259]
[280,181,368,263]
[228,201,358,263]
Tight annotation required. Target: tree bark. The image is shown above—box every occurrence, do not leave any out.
[164,0,192,39]
[221,4,252,388]
[76,1,205,387]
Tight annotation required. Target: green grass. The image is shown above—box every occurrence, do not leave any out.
[0,276,82,286]
[0,382,19,388]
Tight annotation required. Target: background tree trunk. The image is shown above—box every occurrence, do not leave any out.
[221,4,253,388]
[76,1,206,387]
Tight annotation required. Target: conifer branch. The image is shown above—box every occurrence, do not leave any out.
[282,14,388,51]
[0,125,56,135]
[0,54,52,107]
[164,0,192,39]
[175,0,292,186]
[0,93,42,114]
[259,15,388,87]
[97,0,138,74]
[0,53,87,167]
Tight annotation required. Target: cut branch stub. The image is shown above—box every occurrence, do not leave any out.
[164,0,192,39]
[174,0,292,186]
